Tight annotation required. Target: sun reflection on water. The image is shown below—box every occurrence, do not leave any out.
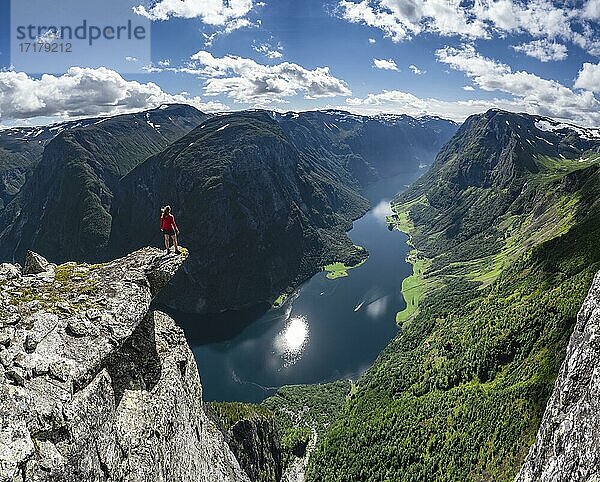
[274,315,309,367]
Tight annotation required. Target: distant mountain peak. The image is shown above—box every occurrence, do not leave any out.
[415,109,600,193]
[533,116,600,140]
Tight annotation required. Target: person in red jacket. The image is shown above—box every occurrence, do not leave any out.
[160,205,181,254]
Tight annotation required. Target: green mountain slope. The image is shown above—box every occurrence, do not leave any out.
[308,109,600,481]
[109,111,370,313]
[0,105,209,262]
[0,118,102,210]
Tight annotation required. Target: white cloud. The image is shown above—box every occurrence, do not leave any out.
[337,0,600,56]
[436,44,600,124]
[345,89,525,122]
[512,39,568,62]
[409,64,425,75]
[436,45,509,77]
[202,32,219,46]
[0,67,227,121]
[265,50,283,59]
[368,37,377,43]
[463,85,475,91]
[373,58,399,71]
[134,0,253,25]
[575,62,600,92]
[337,0,487,42]
[188,51,351,104]
[337,0,418,41]
[474,0,574,38]
[582,0,600,19]
[221,17,256,34]
[135,0,257,46]
[38,30,61,43]
[253,41,284,59]
[347,90,420,107]
[201,17,258,46]
[571,31,600,57]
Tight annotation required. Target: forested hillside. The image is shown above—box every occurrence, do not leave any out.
[0,117,102,211]
[308,109,600,481]
[0,105,209,262]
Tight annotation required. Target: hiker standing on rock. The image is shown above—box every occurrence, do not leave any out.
[160,205,181,254]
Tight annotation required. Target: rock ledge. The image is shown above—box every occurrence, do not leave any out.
[0,248,249,482]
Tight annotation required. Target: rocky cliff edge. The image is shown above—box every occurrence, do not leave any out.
[0,247,250,482]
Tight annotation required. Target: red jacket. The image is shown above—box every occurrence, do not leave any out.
[160,214,177,231]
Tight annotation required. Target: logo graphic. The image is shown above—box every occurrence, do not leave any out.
[11,0,151,74]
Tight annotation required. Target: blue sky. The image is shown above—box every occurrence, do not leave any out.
[2,0,600,126]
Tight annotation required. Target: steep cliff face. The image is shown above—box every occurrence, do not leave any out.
[227,417,282,482]
[209,404,283,482]
[0,248,249,482]
[515,272,600,482]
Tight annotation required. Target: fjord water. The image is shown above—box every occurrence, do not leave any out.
[174,171,420,402]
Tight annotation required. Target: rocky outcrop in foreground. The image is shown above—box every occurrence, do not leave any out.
[225,414,282,482]
[0,248,250,482]
[516,272,600,482]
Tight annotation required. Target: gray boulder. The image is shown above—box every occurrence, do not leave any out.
[23,250,53,275]
[0,262,20,280]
